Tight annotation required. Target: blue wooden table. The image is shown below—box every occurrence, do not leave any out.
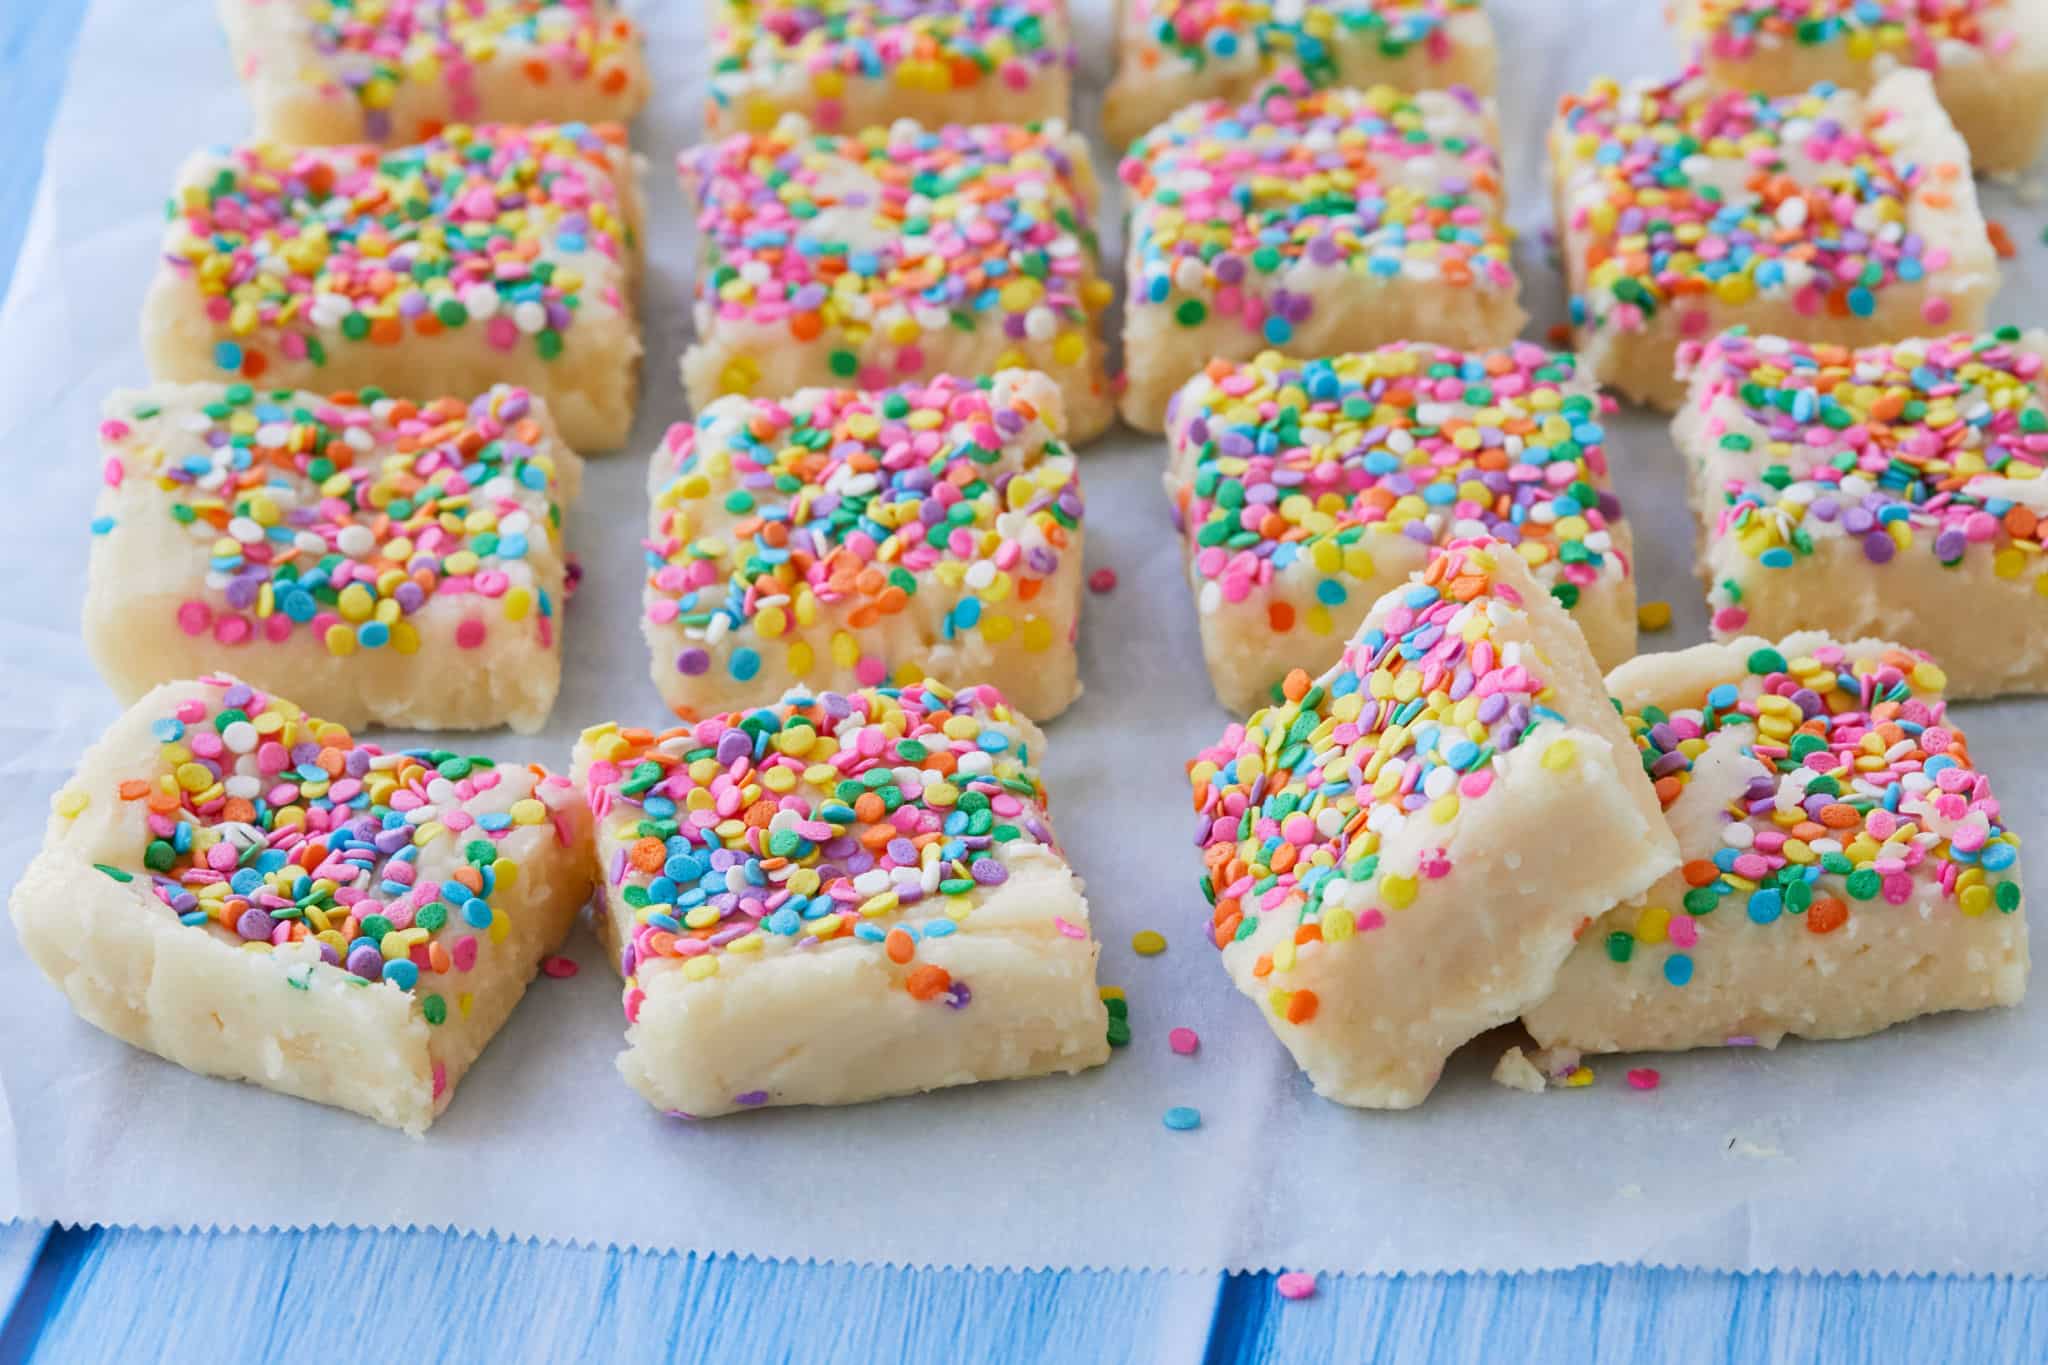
[1,4,2043,1360]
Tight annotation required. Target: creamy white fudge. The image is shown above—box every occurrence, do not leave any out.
[1104,0,1496,152]
[9,677,593,1134]
[1553,67,1996,410]
[1164,343,1637,714]
[219,0,650,146]
[680,116,1116,444]
[705,0,1075,137]
[576,680,1109,1117]
[142,123,643,453]
[1671,0,2048,174]
[87,383,582,734]
[1187,540,1678,1109]
[1118,76,1523,433]
[644,371,1085,722]
[1525,633,2028,1053]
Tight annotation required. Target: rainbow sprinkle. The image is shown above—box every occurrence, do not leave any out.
[94,384,570,660]
[1134,0,1480,83]
[643,373,1082,706]
[1187,540,1567,1025]
[1169,343,1628,654]
[708,0,1073,132]
[265,1,644,141]
[579,681,1063,1023]
[1607,641,2018,989]
[1556,69,1968,346]
[67,679,580,1058]
[1121,76,1516,352]
[1686,329,2048,636]
[156,123,635,383]
[1686,0,2009,70]
[682,119,1111,399]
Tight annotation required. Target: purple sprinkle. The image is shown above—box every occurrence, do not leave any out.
[970,858,1008,886]
[677,649,710,676]
[734,1091,769,1107]
[346,945,384,981]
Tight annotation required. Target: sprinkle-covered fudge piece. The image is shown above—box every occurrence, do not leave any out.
[1187,541,1677,1109]
[9,677,594,1134]
[142,123,643,453]
[1119,77,1523,433]
[576,681,1109,1117]
[644,371,1086,722]
[219,0,651,147]
[1104,0,1496,152]
[1166,343,1637,714]
[86,384,582,734]
[680,116,1115,444]
[1679,328,2048,699]
[1525,633,2027,1053]
[1670,0,2048,174]
[706,0,1075,137]
[1552,67,1996,410]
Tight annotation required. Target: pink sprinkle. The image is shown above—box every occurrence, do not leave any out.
[542,955,580,979]
[1276,1272,1317,1301]
[455,618,487,649]
[1088,568,1118,593]
[1626,1068,1660,1091]
[1053,916,1085,939]
[1168,1026,1200,1055]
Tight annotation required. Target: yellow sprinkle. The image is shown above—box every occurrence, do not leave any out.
[55,789,88,819]
[1637,600,1672,631]
[1131,930,1167,956]
[1542,739,1578,771]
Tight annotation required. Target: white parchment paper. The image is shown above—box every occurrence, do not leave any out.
[3,0,2047,1275]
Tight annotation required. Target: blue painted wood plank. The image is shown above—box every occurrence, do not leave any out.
[0,0,88,302]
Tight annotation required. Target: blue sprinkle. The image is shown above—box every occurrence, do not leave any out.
[1163,1106,1201,1131]
[1664,953,1694,987]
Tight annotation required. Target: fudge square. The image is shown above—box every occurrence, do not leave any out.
[8,677,594,1134]
[644,370,1086,723]
[1119,77,1523,434]
[219,0,651,147]
[706,0,1075,137]
[1671,0,2048,175]
[1103,0,1497,152]
[1552,67,1997,411]
[1680,328,2048,700]
[86,383,582,734]
[576,681,1110,1117]
[142,123,643,453]
[1187,540,1677,1109]
[1166,343,1637,715]
[1525,633,2027,1054]
[680,116,1116,444]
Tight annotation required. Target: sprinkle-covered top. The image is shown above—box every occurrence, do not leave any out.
[683,118,1109,398]
[710,0,1072,130]
[580,681,1063,1025]
[60,678,580,1059]
[1187,541,1574,1021]
[1685,330,2048,635]
[1121,78,1515,349]
[95,384,571,660]
[287,1,644,140]
[1603,640,2018,990]
[1171,344,1627,629]
[158,123,634,382]
[1134,0,1481,79]
[1556,69,1960,342]
[1687,0,2008,69]
[645,374,1082,693]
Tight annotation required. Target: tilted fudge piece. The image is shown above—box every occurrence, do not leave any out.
[576,681,1109,1116]
[1670,0,2048,174]
[143,123,644,452]
[219,0,650,146]
[680,116,1115,443]
[9,677,594,1134]
[1165,343,1637,714]
[1104,0,1496,152]
[87,384,582,735]
[1680,328,2048,699]
[705,0,1075,137]
[1119,76,1523,433]
[643,370,1085,722]
[1553,67,1996,410]
[1187,540,1677,1109]
[1525,633,2027,1052]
